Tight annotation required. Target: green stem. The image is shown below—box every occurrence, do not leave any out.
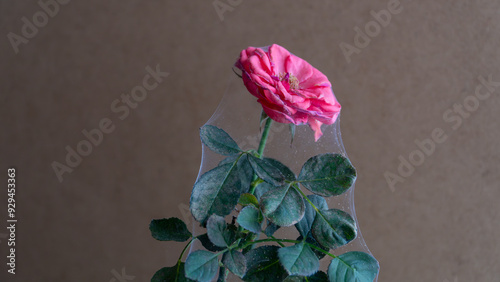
[178,237,196,263]
[269,235,285,247]
[292,184,335,229]
[293,184,320,213]
[257,118,273,157]
[248,118,273,195]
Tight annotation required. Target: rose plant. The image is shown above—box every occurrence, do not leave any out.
[149,44,379,282]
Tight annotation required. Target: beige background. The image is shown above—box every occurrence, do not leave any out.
[1,1,499,281]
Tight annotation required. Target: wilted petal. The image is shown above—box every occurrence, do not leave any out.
[236,44,342,141]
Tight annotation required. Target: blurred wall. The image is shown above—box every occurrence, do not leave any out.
[1,1,499,281]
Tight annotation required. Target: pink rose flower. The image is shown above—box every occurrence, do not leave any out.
[235,44,341,141]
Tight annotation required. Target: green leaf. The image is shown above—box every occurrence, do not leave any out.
[216,267,227,282]
[238,154,255,192]
[219,154,239,166]
[248,155,285,186]
[243,246,288,282]
[278,242,319,276]
[264,220,280,237]
[237,206,262,234]
[149,218,191,242]
[222,250,247,278]
[190,156,253,224]
[239,193,259,207]
[308,271,329,281]
[254,182,273,201]
[298,154,356,197]
[264,158,296,181]
[207,215,236,247]
[151,262,195,282]
[295,195,328,238]
[185,250,219,282]
[200,125,241,156]
[328,251,379,282]
[283,276,304,282]
[305,233,329,260]
[260,183,305,226]
[311,209,357,249]
[198,233,225,252]
[296,233,329,260]
[283,271,328,282]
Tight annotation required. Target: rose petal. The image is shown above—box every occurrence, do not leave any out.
[308,118,324,142]
[285,55,313,83]
[268,44,290,75]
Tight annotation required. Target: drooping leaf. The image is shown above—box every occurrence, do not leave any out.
[264,158,296,181]
[222,250,247,278]
[198,233,225,252]
[149,218,191,242]
[248,154,285,186]
[185,250,219,282]
[200,125,241,156]
[327,251,379,282]
[151,262,194,282]
[237,206,262,234]
[295,195,328,237]
[190,156,253,224]
[260,183,305,226]
[311,209,357,249]
[239,193,259,208]
[264,220,280,237]
[243,246,288,282]
[298,154,356,197]
[207,215,236,247]
[278,242,319,276]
